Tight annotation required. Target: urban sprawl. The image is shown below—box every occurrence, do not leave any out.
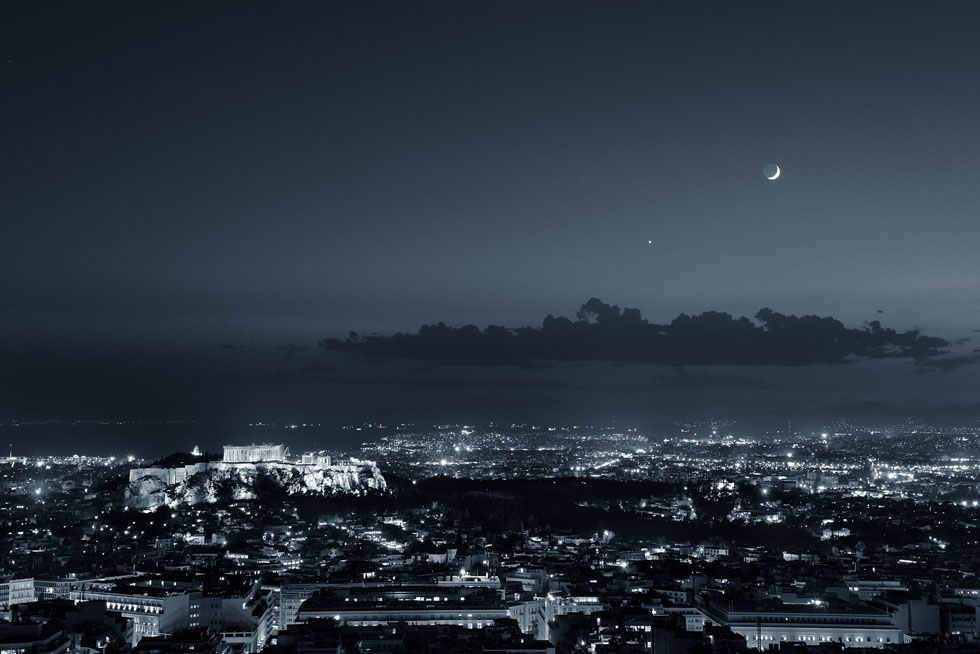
[2,423,980,654]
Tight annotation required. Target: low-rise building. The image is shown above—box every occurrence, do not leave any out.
[69,577,198,644]
[0,578,35,610]
[700,598,902,649]
[298,586,509,628]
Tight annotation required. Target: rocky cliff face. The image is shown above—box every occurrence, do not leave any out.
[125,461,386,509]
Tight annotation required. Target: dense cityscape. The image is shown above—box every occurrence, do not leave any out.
[3,421,980,653]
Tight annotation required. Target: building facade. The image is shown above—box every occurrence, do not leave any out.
[297,586,508,628]
[700,599,902,649]
[0,578,35,610]
[68,578,196,644]
[222,444,289,463]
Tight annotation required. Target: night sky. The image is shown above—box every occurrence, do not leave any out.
[3,2,980,444]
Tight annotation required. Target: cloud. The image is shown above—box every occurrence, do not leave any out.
[298,363,339,373]
[914,352,980,374]
[278,344,312,358]
[220,344,244,357]
[651,370,770,389]
[219,343,314,358]
[320,298,949,367]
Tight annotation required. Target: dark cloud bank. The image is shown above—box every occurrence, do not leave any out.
[321,298,953,368]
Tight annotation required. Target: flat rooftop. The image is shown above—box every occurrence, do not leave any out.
[709,600,889,616]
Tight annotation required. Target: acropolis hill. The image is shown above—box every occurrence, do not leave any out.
[125,443,387,509]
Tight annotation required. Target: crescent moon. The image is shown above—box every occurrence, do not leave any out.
[765,164,781,180]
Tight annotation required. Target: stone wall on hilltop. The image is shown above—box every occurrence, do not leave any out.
[125,459,386,509]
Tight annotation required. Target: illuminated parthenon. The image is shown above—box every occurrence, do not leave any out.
[222,443,289,463]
